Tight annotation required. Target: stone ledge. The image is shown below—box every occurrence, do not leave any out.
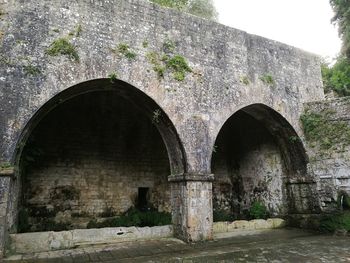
[9,225,173,254]
[286,179,316,184]
[213,218,286,234]
[0,167,14,177]
[168,173,214,182]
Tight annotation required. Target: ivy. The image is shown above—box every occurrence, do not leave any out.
[300,109,350,150]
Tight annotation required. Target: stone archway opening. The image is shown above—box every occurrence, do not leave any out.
[211,104,313,222]
[14,79,185,233]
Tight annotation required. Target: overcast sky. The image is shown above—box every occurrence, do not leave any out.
[213,0,341,61]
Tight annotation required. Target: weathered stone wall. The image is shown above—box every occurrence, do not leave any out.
[212,111,286,218]
[20,91,170,230]
[0,0,323,167]
[304,97,350,212]
[0,0,324,255]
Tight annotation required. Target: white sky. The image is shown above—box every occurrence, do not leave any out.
[213,0,342,61]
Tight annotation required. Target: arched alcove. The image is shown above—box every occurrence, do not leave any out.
[211,104,311,221]
[13,79,186,232]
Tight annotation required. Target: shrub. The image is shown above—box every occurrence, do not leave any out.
[87,208,171,229]
[319,211,350,232]
[213,210,234,222]
[249,201,268,219]
[322,58,350,97]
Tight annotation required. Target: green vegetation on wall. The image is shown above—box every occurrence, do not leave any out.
[0,162,12,170]
[108,72,118,83]
[167,55,192,81]
[249,201,268,219]
[113,43,137,60]
[240,75,250,85]
[24,64,41,77]
[300,109,350,150]
[259,74,275,86]
[150,0,218,21]
[146,39,192,81]
[46,38,79,61]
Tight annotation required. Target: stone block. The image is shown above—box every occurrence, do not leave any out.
[10,225,174,254]
[49,231,73,250]
[250,219,271,229]
[231,220,250,230]
[10,232,51,254]
[72,227,138,246]
[213,222,228,233]
[267,218,286,228]
[150,225,173,238]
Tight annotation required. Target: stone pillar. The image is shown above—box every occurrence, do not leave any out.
[169,173,214,242]
[0,167,14,259]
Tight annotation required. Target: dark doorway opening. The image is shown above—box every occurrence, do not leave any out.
[137,187,150,211]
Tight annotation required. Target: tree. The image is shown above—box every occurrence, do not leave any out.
[321,58,350,97]
[322,1,350,97]
[150,0,218,21]
[330,0,350,59]
[150,0,188,10]
[186,0,218,21]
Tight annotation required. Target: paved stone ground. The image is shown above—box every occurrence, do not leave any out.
[4,229,350,262]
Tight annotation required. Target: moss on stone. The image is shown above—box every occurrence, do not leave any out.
[46,38,79,61]
[147,52,191,81]
[300,109,350,150]
[166,55,192,81]
[114,43,137,60]
[108,72,118,83]
[240,75,250,85]
[259,74,275,86]
[24,64,41,76]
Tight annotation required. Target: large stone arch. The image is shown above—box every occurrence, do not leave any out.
[9,78,187,233]
[210,103,320,221]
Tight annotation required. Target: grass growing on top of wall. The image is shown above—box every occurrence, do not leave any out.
[300,109,350,150]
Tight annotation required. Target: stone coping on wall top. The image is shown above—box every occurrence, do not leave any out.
[168,173,214,182]
[304,96,350,107]
[213,218,286,234]
[10,225,173,255]
[0,167,14,177]
[286,178,316,184]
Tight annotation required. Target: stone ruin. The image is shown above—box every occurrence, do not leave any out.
[0,0,349,258]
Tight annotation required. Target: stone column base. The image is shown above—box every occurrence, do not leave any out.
[0,167,14,259]
[169,173,214,242]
